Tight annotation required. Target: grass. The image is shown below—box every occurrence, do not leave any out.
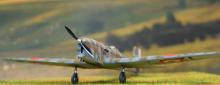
[1,72,220,85]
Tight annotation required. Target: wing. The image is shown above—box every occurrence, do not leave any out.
[108,52,220,68]
[4,57,98,69]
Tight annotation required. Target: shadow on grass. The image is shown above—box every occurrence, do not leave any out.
[80,73,213,84]
[80,73,133,84]
[81,74,164,84]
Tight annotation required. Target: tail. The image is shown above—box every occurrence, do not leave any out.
[132,46,141,75]
[133,46,141,57]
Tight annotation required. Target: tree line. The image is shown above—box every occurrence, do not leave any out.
[106,13,220,52]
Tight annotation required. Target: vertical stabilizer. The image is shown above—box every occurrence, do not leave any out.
[133,46,141,57]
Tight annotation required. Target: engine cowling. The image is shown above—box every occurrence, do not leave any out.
[76,42,98,65]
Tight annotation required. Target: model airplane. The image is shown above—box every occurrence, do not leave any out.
[5,26,220,84]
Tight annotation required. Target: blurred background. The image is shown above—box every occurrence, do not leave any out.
[0,0,220,80]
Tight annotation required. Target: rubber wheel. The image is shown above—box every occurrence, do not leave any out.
[71,73,79,84]
[119,72,126,83]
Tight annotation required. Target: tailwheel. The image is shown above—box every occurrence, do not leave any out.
[119,68,126,84]
[71,67,79,84]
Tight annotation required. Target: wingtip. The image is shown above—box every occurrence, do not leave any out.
[2,58,13,61]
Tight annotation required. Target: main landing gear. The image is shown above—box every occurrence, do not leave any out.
[71,67,127,84]
[71,67,79,84]
[119,67,126,84]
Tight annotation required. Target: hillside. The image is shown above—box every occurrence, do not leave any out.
[59,3,220,51]
[0,0,181,51]
[109,4,220,37]
[0,2,219,57]
[0,0,216,52]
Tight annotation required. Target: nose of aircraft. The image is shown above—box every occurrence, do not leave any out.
[65,26,96,63]
[77,43,84,58]
[76,38,93,58]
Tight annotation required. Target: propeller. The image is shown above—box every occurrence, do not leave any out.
[64,26,92,57]
[65,26,78,40]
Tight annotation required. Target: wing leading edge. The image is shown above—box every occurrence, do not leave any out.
[4,52,220,69]
[4,57,98,69]
[108,52,220,68]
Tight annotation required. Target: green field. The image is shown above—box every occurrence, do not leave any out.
[1,72,220,85]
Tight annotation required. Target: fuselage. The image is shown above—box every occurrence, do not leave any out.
[77,37,125,66]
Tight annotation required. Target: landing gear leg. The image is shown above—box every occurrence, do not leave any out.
[71,67,79,84]
[119,67,126,84]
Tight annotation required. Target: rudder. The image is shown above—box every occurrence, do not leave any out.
[133,46,141,57]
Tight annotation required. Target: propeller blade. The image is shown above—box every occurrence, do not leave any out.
[81,46,83,53]
[81,42,91,54]
[65,26,78,40]
[65,26,93,57]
